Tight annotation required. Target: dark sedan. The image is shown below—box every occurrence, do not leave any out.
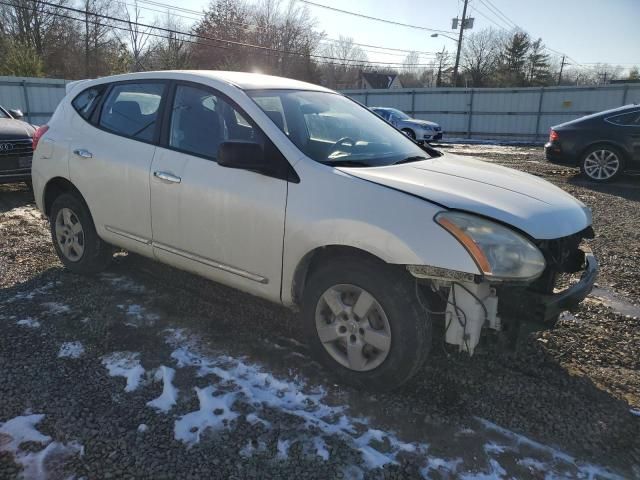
[545,104,640,182]
[0,105,35,185]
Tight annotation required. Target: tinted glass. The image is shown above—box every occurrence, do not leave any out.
[72,86,105,120]
[99,83,165,141]
[248,90,431,166]
[169,85,257,159]
[0,108,8,119]
[607,111,640,126]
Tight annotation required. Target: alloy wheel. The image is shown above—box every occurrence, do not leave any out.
[55,207,85,261]
[315,284,392,372]
[583,149,620,180]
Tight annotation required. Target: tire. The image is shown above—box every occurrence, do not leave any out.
[401,128,416,140]
[302,256,431,391]
[49,192,112,274]
[579,144,625,182]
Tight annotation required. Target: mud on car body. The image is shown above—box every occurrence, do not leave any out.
[32,71,597,390]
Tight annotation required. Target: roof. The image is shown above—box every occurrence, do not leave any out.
[361,72,400,89]
[67,70,333,94]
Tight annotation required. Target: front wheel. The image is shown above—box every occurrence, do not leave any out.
[401,128,416,140]
[580,145,624,182]
[302,257,431,390]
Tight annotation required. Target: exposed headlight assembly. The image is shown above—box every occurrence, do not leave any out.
[435,211,546,281]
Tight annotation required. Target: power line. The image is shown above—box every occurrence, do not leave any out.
[478,0,518,29]
[0,0,439,70]
[296,0,451,34]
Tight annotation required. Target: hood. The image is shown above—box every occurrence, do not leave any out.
[405,119,439,128]
[0,118,35,140]
[339,153,592,240]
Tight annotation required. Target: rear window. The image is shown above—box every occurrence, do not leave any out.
[607,111,640,126]
[72,85,106,120]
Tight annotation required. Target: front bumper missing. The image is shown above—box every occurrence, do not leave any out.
[499,249,598,326]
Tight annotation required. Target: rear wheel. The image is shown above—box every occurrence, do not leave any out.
[50,193,112,274]
[302,256,431,390]
[580,145,624,182]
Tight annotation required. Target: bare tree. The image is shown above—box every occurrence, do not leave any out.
[462,28,500,87]
[120,0,153,72]
[434,47,451,87]
[148,11,192,70]
[319,36,367,89]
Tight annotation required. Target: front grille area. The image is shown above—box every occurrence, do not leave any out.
[531,227,594,295]
[0,139,33,173]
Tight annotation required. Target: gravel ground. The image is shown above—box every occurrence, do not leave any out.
[1,146,639,479]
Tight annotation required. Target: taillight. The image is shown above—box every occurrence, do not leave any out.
[32,125,49,151]
[549,129,559,142]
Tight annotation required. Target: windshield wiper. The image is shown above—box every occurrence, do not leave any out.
[393,155,429,165]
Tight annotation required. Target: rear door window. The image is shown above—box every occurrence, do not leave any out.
[606,111,640,126]
[99,83,165,141]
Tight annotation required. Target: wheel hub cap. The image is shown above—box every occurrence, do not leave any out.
[584,149,619,180]
[315,284,392,372]
[54,207,85,262]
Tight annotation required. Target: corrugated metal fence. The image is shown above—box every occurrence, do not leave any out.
[1,76,639,142]
[0,76,68,126]
[342,83,640,142]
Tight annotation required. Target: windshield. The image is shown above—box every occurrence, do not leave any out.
[0,107,8,119]
[247,90,434,167]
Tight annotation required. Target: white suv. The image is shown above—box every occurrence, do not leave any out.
[32,71,597,389]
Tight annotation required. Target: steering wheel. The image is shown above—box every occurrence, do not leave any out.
[330,137,356,154]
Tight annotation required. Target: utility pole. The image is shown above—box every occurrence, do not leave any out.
[452,0,469,87]
[557,55,566,85]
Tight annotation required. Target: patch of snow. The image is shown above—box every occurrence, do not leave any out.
[137,424,148,433]
[41,302,71,315]
[313,436,330,460]
[101,352,145,392]
[421,457,463,478]
[58,341,85,359]
[146,366,178,412]
[100,273,146,294]
[167,329,425,467]
[0,414,51,451]
[118,303,160,327]
[276,438,290,459]
[0,414,83,480]
[6,205,42,221]
[8,282,54,303]
[17,317,41,328]
[239,439,267,458]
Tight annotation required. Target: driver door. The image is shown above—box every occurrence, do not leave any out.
[150,83,288,301]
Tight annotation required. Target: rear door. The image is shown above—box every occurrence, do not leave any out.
[69,81,167,255]
[149,82,288,301]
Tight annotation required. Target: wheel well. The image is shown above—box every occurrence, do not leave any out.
[43,177,83,217]
[401,128,415,136]
[579,142,628,165]
[291,245,388,306]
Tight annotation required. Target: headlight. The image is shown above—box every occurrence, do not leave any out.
[421,125,433,131]
[435,211,546,281]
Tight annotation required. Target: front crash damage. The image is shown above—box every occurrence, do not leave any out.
[408,227,598,354]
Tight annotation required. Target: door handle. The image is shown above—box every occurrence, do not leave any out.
[73,149,93,158]
[153,171,181,184]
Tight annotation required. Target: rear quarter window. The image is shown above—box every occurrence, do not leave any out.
[72,85,106,120]
[606,111,640,126]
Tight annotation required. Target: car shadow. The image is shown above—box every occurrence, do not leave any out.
[567,172,640,202]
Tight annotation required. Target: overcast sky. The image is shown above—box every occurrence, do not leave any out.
[157,0,640,69]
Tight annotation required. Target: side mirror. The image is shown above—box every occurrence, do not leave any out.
[8,109,24,120]
[217,141,272,174]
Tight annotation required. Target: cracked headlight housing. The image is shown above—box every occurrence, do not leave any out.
[435,211,546,281]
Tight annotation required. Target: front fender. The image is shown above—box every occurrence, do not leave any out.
[281,160,480,305]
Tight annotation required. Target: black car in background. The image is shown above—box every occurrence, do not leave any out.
[0,105,35,185]
[545,104,640,182]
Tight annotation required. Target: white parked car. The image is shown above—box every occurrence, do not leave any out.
[32,71,597,390]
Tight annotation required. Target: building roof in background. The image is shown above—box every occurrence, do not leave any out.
[361,72,399,89]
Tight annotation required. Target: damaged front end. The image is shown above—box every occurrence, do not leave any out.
[408,226,598,354]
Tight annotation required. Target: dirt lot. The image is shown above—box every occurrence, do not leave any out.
[1,145,639,479]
